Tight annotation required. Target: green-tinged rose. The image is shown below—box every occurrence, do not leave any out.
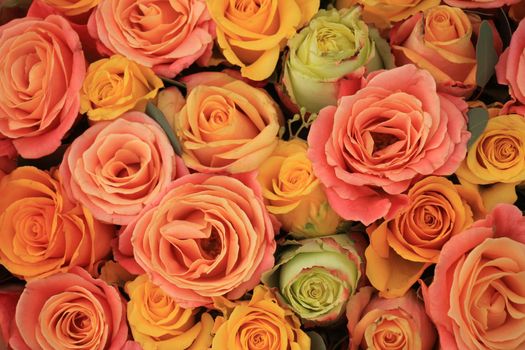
[282,7,394,113]
[262,234,362,327]
[257,138,342,238]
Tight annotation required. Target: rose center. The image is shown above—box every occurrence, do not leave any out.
[199,230,222,259]
[371,132,399,153]
[234,0,261,15]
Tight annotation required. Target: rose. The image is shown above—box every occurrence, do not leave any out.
[343,0,440,29]
[0,285,23,349]
[115,172,277,308]
[391,6,478,97]
[0,15,85,159]
[282,7,394,113]
[206,0,319,81]
[455,114,525,211]
[257,138,341,238]
[308,64,469,225]
[60,112,187,225]
[497,19,525,105]
[156,87,187,130]
[211,285,310,349]
[423,204,525,350]
[39,0,99,16]
[174,72,283,174]
[8,267,128,350]
[0,166,115,280]
[126,274,214,350]
[262,234,362,326]
[80,55,164,121]
[88,0,216,77]
[444,0,519,8]
[365,176,485,298]
[346,287,436,350]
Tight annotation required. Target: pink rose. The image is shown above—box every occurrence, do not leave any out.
[8,267,128,350]
[346,287,436,350]
[308,64,469,225]
[423,204,525,350]
[88,0,215,77]
[60,112,188,225]
[496,19,525,105]
[0,15,85,159]
[115,172,277,308]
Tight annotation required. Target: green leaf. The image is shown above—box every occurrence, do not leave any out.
[307,331,327,350]
[467,107,489,149]
[145,102,183,156]
[160,77,186,90]
[476,20,498,89]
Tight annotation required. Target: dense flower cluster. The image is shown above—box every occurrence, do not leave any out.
[1,0,525,349]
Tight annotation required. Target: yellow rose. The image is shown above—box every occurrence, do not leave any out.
[206,0,319,80]
[456,114,525,210]
[365,176,485,298]
[257,139,341,238]
[80,55,163,121]
[41,0,100,16]
[339,0,439,29]
[125,274,214,350]
[211,285,310,350]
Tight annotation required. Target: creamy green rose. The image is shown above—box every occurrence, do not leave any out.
[282,7,393,113]
[261,234,362,326]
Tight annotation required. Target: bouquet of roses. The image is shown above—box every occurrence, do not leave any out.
[1,0,525,348]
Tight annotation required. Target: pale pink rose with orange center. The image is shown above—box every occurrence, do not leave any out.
[496,19,525,106]
[0,15,85,159]
[88,0,216,77]
[115,172,277,308]
[308,64,469,225]
[8,267,128,350]
[423,204,525,350]
[60,112,188,225]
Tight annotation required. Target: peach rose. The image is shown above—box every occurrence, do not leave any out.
[88,0,216,77]
[115,172,277,308]
[0,167,115,280]
[0,15,85,159]
[211,285,310,349]
[126,274,214,349]
[366,176,485,298]
[9,267,128,350]
[391,6,478,97]
[206,0,319,81]
[174,72,283,174]
[423,204,525,350]
[444,0,519,8]
[60,112,188,225]
[497,19,525,105]
[308,64,470,225]
[346,287,436,350]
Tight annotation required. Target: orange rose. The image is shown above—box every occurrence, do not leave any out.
[0,167,114,280]
[116,172,277,308]
[174,72,283,174]
[60,112,188,225]
[366,176,485,297]
[424,204,525,350]
[347,287,436,350]
[9,267,128,350]
[0,15,85,159]
[206,0,319,80]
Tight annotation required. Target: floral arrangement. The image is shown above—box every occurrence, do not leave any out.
[1,0,525,348]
